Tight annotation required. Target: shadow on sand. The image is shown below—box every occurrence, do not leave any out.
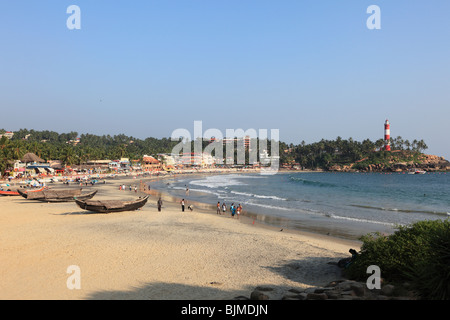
[84,256,345,300]
[84,281,255,300]
[262,256,345,288]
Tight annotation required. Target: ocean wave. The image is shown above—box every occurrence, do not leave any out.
[242,202,292,211]
[230,190,287,201]
[189,174,247,188]
[172,186,224,198]
[328,214,397,227]
[349,204,450,216]
[289,176,338,188]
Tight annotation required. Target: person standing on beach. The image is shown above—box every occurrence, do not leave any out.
[222,202,226,214]
[237,204,242,219]
[181,199,185,212]
[216,201,221,215]
[230,203,235,217]
[157,197,163,212]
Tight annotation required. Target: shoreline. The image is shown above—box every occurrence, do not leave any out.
[141,179,360,248]
[0,172,361,300]
[140,171,389,241]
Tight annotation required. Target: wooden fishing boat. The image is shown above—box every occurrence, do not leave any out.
[42,190,98,202]
[0,186,46,196]
[0,190,21,196]
[75,195,149,213]
[18,188,97,202]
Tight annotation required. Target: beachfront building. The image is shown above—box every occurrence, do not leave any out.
[173,152,216,168]
[108,158,131,172]
[131,160,142,171]
[86,160,111,168]
[142,155,161,171]
[0,131,14,139]
[201,153,215,167]
[27,163,54,176]
[108,161,120,171]
[220,136,252,149]
[259,149,280,167]
[157,154,176,167]
[3,160,27,178]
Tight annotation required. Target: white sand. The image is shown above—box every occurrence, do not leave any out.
[0,177,360,300]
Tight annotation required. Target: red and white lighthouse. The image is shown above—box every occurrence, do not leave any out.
[384,119,391,151]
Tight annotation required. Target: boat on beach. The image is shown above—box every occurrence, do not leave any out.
[74,195,149,213]
[0,186,46,196]
[18,188,98,202]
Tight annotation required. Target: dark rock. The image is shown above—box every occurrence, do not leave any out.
[306,293,328,300]
[326,280,344,287]
[325,291,340,299]
[381,284,395,296]
[287,288,303,294]
[282,294,306,300]
[336,280,358,291]
[254,286,275,292]
[250,290,270,300]
[233,296,250,300]
[314,287,335,294]
[350,283,366,297]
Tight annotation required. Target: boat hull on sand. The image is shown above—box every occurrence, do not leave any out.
[0,186,46,196]
[18,188,97,202]
[75,195,149,213]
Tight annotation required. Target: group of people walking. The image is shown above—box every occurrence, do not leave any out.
[154,183,241,217]
[217,201,242,218]
[156,197,193,212]
[119,184,138,192]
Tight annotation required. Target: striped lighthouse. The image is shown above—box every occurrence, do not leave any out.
[384,119,391,151]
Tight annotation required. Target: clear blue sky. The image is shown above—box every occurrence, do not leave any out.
[1,1,449,159]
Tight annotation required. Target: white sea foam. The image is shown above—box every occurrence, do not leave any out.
[173,186,224,198]
[243,202,292,211]
[329,214,397,227]
[189,174,246,188]
[230,190,286,201]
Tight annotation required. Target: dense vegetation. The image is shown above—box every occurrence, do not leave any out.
[0,128,429,174]
[280,136,428,170]
[345,220,450,300]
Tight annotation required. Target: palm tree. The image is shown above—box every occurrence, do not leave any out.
[404,140,411,151]
[417,140,428,153]
[61,146,77,166]
[10,140,26,160]
[115,145,127,159]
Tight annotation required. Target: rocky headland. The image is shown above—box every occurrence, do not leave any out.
[329,152,450,173]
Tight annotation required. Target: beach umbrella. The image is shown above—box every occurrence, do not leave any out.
[21,153,45,163]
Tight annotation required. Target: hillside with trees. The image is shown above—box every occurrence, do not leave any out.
[279,136,448,172]
[0,128,448,175]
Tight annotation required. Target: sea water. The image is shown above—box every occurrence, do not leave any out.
[150,172,450,239]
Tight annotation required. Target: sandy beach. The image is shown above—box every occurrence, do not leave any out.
[0,174,360,300]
